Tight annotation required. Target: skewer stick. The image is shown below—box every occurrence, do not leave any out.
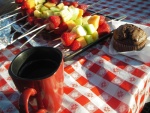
[15,24,47,40]
[91,8,108,15]
[10,24,39,44]
[114,15,127,21]
[107,15,127,23]
[78,0,84,3]
[25,24,38,31]
[17,24,38,40]
[54,42,62,48]
[11,1,15,3]
[10,22,29,42]
[0,15,27,31]
[20,27,46,48]
[88,1,101,8]
[104,11,119,16]
[0,7,21,18]
[0,12,21,22]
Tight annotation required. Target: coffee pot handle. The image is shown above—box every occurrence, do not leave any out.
[19,88,48,113]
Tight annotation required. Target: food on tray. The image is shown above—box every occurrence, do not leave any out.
[61,32,77,46]
[60,14,110,51]
[15,0,111,51]
[113,24,147,52]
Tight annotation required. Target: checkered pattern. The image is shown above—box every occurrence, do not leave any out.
[81,0,150,26]
[1,0,150,113]
[63,41,150,113]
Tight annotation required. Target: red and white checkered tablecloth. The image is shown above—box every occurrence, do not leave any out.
[1,0,150,113]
